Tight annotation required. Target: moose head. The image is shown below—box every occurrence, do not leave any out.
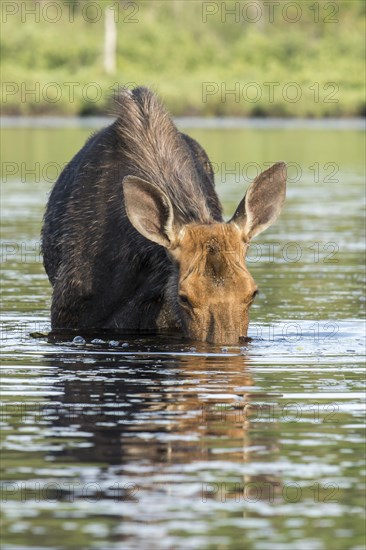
[123,162,286,344]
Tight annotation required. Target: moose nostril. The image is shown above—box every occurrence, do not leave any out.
[206,311,215,342]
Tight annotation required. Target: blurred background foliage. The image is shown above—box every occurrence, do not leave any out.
[1,0,365,116]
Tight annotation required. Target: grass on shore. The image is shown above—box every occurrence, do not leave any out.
[1,0,365,117]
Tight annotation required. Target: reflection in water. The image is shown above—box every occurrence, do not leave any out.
[4,327,361,550]
[44,350,282,506]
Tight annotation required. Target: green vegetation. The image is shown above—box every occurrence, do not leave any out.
[1,0,365,117]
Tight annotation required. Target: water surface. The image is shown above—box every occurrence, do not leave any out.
[1,120,365,549]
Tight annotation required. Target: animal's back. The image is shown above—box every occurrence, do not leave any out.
[42,87,222,330]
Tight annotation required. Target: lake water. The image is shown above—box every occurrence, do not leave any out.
[1,119,365,549]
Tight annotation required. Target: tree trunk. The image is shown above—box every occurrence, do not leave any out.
[104,5,117,75]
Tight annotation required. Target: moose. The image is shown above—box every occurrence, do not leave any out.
[42,87,286,344]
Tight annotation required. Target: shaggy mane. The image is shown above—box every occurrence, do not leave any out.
[112,87,213,223]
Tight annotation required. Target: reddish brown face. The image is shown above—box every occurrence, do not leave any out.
[171,224,257,343]
[123,162,287,344]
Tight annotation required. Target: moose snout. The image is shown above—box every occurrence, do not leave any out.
[188,307,249,345]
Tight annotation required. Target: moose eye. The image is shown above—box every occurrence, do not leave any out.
[179,294,191,307]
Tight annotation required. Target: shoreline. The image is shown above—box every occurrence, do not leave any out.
[1,116,365,130]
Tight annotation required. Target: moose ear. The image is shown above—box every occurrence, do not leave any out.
[123,175,175,248]
[229,162,287,240]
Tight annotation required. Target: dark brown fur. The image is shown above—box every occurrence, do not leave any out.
[42,87,222,332]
